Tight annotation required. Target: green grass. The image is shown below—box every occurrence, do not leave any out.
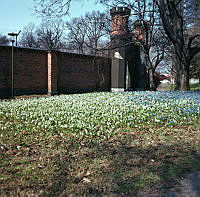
[0,92,200,196]
[190,82,200,91]
[168,82,200,91]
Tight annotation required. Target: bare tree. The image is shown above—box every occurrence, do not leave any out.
[188,4,200,84]
[146,27,171,89]
[190,52,200,83]
[19,23,39,48]
[36,20,65,50]
[66,17,87,54]
[185,0,200,30]
[0,34,10,45]
[130,0,170,90]
[19,20,65,50]
[66,11,110,55]
[155,0,200,90]
[84,11,110,55]
[33,0,74,17]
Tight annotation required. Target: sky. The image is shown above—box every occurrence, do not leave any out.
[0,0,106,35]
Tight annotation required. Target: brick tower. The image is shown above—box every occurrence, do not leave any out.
[110,7,131,91]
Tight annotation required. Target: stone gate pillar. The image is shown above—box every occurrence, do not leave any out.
[48,51,58,95]
[110,7,131,91]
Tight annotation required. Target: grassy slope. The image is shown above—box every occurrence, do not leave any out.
[0,92,200,196]
[1,126,200,196]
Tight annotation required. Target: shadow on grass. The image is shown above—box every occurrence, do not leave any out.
[44,135,200,196]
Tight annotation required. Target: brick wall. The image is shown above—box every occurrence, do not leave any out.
[0,46,111,99]
[0,46,10,98]
[14,47,48,95]
[0,45,47,98]
[57,52,111,93]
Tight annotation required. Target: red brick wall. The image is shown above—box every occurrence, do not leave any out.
[0,46,10,98]
[14,47,48,95]
[0,46,111,99]
[0,46,47,98]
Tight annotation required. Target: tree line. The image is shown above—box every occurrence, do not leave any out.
[0,11,110,56]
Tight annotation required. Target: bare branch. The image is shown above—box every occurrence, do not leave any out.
[188,34,200,49]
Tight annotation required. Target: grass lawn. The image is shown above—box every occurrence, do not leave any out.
[0,91,200,196]
[190,83,200,91]
[168,82,200,91]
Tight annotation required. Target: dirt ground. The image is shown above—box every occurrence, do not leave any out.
[136,171,200,197]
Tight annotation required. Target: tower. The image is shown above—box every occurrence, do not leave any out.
[110,7,131,91]
[126,19,149,91]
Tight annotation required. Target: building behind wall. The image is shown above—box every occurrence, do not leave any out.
[110,7,148,91]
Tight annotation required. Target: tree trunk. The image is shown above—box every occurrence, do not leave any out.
[174,49,190,91]
[180,69,190,90]
[148,68,156,91]
[174,54,181,90]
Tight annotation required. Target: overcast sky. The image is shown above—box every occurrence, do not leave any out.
[0,0,106,35]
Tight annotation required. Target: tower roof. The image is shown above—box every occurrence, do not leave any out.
[110,7,131,16]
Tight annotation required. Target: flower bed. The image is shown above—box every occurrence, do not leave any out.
[0,91,199,140]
